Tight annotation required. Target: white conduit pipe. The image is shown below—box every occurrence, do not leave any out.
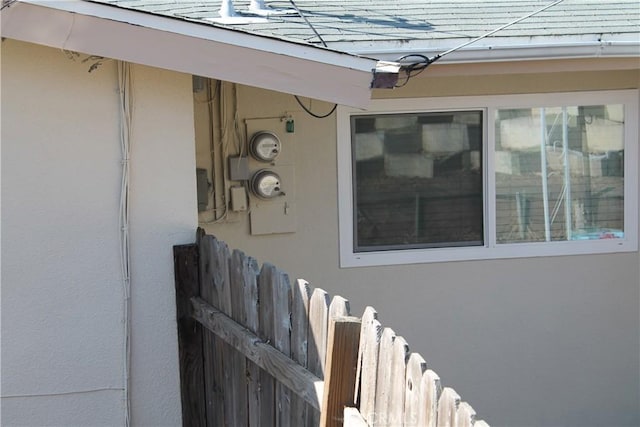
[117,60,132,427]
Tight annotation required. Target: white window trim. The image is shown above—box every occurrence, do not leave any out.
[337,90,639,268]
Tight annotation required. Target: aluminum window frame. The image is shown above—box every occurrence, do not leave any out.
[337,90,638,267]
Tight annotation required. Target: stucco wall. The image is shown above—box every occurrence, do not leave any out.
[1,40,196,426]
[199,62,640,426]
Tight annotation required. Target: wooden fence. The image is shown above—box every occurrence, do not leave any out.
[174,230,488,426]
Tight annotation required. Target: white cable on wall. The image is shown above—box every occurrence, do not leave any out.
[117,60,133,427]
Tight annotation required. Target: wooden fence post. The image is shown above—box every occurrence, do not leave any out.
[307,288,330,426]
[320,316,361,427]
[174,244,206,427]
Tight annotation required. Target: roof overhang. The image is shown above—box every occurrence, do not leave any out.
[0,0,392,108]
[333,35,640,64]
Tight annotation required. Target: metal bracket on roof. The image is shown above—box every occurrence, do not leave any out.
[371,61,401,89]
[209,0,269,24]
[249,0,297,16]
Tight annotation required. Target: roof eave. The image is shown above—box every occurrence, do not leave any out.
[0,0,386,108]
[331,37,640,64]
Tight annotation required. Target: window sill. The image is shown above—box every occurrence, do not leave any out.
[340,238,637,268]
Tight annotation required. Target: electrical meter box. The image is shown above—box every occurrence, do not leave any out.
[245,117,296,235]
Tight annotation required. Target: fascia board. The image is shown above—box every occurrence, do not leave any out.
[1,0,379,108]
[332,35,640,64]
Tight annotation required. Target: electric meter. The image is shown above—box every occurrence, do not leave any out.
[250,170,282,199]
[250,131,281,162]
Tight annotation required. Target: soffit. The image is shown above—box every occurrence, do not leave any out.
[0,0,384,108]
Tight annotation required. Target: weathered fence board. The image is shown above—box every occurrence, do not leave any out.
[457,402,477,427]
[198,234,227,427]
[272,268,292,427]
[235,251,261,427]
[404,353,427,427]
[290,279,311,426]
[374,327,396,426]
[228,250,250,427]
[389,336,410,426]
[355,307,381,425]
[418,369,442,427]
[308,288,331,379]
[175,232,490,427]
[258,264,277,426]
[173,244,206,427]
[190,297,323,410]
[307,288,330,427]
[438,387,461,427]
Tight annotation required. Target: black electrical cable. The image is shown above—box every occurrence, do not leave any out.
[294,95,338,118]
[1,0,17,10]
[288,0,338,118]
[394,54,441,87]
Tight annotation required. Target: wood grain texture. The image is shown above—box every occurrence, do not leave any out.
[374,327,396,426]
[176,231,490,427]
[258,264,277,426]
[191,296,324,411]
[418,369,441,427]
[457,401,477,427]
[291,279,311,426]
[272,268,292,427]
[198,235,225,427]
[174,244,206,427]
[388,335,409,427]
[404,352,427,427]
[356,307,381,425]
[228,250,253,427]
[320,316,362,427]
[237,251,261,427]
[307,288,330,427]
[209,237,236,427]
[437,387,461,427]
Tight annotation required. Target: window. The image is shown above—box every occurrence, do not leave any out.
[337,91,638,267]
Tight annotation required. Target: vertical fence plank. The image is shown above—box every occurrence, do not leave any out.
[258,264,277,426]
[418,369,441,427]
[388,336,409,426]
[229,249,256,427]
[291,279,311,426]
[320,316,362,427]
[329,295,351,319]
[273,269,293,427]
[437,387,461,427]
[240,253,261,427]
[210,238,236,427]
[174,244,206,427]
[319,294,352,427]
[307,288,330,426]
[198,235,226,427]
[374,328,396,426]
[404,353,427,427]
[457,401,477,427]
[356,307,382,425]
[308,288,331,378]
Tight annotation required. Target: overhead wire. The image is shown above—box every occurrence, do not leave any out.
[0,0,17,10]
[294,96,338,118]
[288,0,339,118]
[395,0,565,87]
